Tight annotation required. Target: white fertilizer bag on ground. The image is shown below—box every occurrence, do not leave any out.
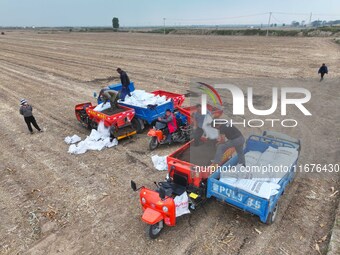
[64,135,82,144]
[66,122,118,154]
[151,155,168,171]
[120,90,169,108]
[174,192,190,217]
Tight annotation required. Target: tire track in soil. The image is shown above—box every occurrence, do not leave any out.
[0,48,278,86]
[0,32,314,84]
[0,74,155,177]
[0,52,160,254]
[0,96,157,254]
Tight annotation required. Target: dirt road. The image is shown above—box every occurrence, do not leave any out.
[0,31,339,255]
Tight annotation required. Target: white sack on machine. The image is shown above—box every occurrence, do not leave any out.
[174,192,190,217]
[66,122,118,154]
[120,90,169,108]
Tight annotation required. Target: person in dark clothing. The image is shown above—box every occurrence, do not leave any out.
[19,99,42,134]
[116,68,131,101]
[318,63,328,81]
[213,123,245,165]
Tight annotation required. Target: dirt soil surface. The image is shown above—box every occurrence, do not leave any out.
[101,107,125,116]
[0,31,339,255]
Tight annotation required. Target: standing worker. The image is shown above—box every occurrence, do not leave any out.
[318,63,328,81]
[19,99,43,134]
[212,123,245,166]
[116,68,131,101]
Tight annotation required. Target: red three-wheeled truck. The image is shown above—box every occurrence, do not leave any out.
[131,104,234,238]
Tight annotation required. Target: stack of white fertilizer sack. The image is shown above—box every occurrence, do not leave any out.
[65,122,118,154]
[120,90,169,108]
[220,146,298,199]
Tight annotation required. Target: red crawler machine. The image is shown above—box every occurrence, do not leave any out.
[75,102,137,140]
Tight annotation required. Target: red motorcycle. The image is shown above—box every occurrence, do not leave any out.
[147,122,191,150]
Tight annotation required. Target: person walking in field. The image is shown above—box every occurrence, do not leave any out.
[318,63,328,81]
[116,68,131,101]
[19,99,43,134]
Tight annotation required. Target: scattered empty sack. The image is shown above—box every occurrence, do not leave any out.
[65,122,118,154]
[151,155,168,171]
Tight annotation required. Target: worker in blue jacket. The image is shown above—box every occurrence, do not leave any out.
[117,68,131,100]
[318,63,328,81]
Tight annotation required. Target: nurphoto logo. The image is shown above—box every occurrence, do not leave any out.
[199,83,312,128]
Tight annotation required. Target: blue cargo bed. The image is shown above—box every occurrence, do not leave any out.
[119,100,174,125]
[96,82,176,129]
[206,133,300,224]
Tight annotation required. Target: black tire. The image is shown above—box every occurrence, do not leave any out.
[76,110,92,130]
[131,118,143,133]
[266,203,278,225]
[149,137,159,150]
[148,222,163,239]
